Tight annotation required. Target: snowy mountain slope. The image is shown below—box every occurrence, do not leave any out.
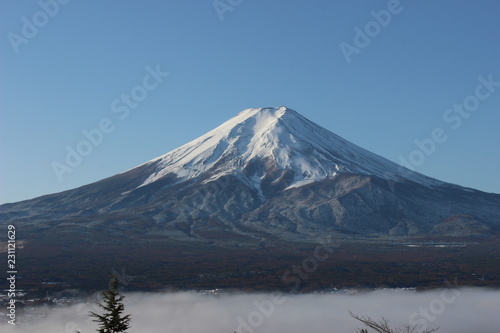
[0,106,499,243]
[136,106,442,195]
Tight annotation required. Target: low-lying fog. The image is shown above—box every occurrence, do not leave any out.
[2,288,498,333]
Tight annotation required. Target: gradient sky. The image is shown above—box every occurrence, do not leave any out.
[1,0,499,204]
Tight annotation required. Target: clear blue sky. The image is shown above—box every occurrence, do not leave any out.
[1,0,499,204]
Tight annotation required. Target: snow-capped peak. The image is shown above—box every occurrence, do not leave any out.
[137,106,442,193]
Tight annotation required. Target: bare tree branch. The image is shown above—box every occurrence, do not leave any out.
[349,311,439,333]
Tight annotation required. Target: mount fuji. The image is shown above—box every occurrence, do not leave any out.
[1,106,499,245]
[136,106,440,195]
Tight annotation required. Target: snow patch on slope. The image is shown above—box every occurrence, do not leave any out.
[137,106,443,194]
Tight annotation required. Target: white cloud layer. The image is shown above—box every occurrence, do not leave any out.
[2,288,499,333]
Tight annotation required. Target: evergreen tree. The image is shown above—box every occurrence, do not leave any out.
[90,275,131,333]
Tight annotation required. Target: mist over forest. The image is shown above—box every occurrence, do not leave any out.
[2,288,498,333]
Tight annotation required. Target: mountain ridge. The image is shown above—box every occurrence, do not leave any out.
[126,106,445,198]
[0,106,499,243]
